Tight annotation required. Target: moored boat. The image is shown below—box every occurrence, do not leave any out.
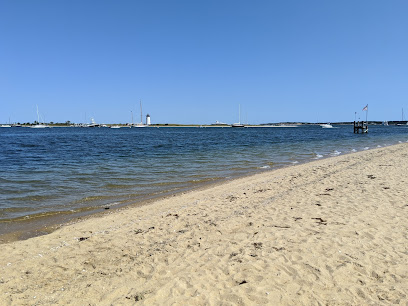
[31,105,50,128]
[231,104,245,128]
[320,123,333,128]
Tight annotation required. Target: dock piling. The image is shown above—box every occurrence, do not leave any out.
[354,121,368,133]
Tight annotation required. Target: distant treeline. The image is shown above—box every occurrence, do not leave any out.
[3,121,408,126]
[261,121,408,125]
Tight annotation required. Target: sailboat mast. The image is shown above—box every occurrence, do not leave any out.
[239,104,241,124]
[36,105,40,123]
[140,100,143,124]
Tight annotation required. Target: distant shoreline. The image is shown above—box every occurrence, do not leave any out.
[1,121,406,127]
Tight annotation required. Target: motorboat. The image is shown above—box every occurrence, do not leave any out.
[320,123,333,128]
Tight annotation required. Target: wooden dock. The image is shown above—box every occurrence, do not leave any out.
[354,121,368,133]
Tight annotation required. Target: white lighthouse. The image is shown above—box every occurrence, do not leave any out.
[146,114,151,125]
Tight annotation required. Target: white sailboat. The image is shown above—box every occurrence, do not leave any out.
[1,118,11,128]
[31,105,49,128]
[396,108,408,126]
[231,104,245,128]
[134,100,147,127]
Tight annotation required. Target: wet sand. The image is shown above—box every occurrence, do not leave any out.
[1,143,407,305]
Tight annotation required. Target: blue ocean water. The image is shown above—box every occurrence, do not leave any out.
[0,125,407,233]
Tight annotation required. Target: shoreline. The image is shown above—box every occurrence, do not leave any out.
[0,173,237,244]
[1,143,408,304]
[0,141,376,244]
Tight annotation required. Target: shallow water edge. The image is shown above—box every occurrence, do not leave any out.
[1,141,404,244]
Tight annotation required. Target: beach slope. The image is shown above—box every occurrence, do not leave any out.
[1,144,408,305]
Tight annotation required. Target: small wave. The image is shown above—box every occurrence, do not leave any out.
[313,154,323,159]
[19,143,40,148]
[351,149,357,152]
[190,177,221,184]
[8,194,56,202]
[72,195,109,204]
[104,202,120,208]
[259,165,271,169]
[291,161,299,164]
[377,145,382,148]
[364,147,370,150]
[104,183,131,189]
[330,150,341,156]
[1,210,73,223]
[399,141,403,143]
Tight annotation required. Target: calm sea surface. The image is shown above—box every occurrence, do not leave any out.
[1,125,407,235]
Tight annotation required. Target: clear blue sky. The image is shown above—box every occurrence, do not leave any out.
[1,0,407,124]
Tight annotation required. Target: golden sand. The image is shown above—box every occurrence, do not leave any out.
[1,144,408,305]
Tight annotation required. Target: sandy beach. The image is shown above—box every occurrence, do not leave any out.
[1,143,407,305]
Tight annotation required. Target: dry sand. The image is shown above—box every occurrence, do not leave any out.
[1,143,408,305]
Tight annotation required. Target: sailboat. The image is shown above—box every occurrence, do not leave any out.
[396,108,408,126]
[31,105,49,128]
[231,104,245,128]
[134,100,147,127]
[1,118,11,128]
